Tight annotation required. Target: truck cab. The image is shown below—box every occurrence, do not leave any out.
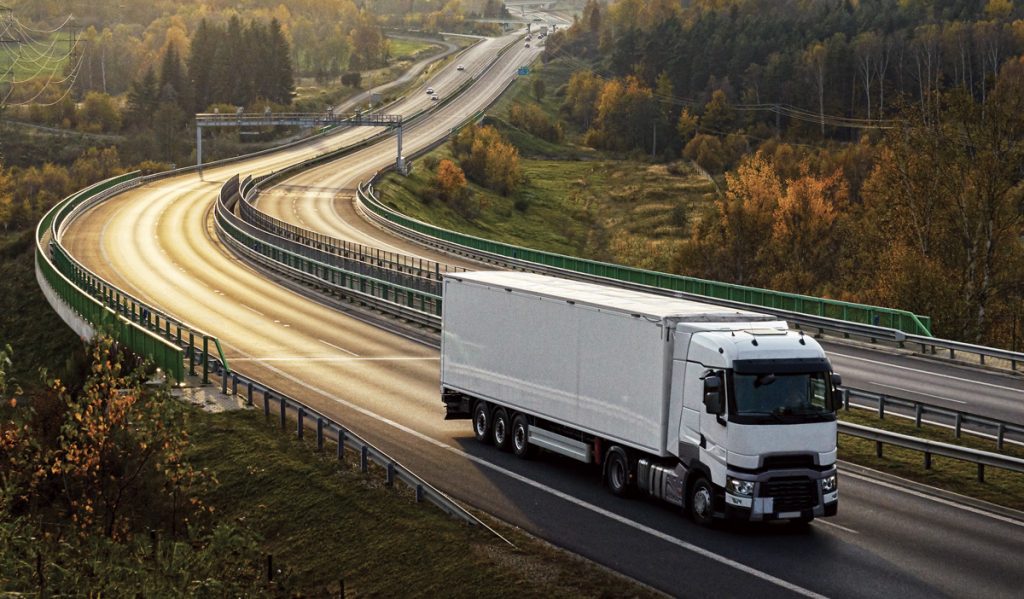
[668,324,840,523]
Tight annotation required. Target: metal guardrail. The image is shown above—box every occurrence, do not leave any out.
[43,172,230,383]
[356,187,932,336]
[215,176,443,328]
[842,387,1024,450]
[217,364,505,538]
[839,421,1024,482]
[903,334,1022,371]
[36,173,188,382]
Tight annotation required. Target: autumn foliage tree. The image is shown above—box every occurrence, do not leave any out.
[451,125,522,196]
[433,159,468,203]
[858,61,1024,343]
[0,337,276,593]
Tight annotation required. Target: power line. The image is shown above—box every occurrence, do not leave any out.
[0,8,80,109]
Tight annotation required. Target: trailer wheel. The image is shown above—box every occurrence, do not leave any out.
[492,408,512,451]
[604,447,632,497]
[472,401,491,444]
[689,476,715,527]
[511,415,534,459]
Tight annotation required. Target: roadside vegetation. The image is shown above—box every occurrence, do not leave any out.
[0,333,655,596]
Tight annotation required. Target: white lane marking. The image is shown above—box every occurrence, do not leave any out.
[230,356,826,598]
[869,383,968,405]
[840,469,1024,528]
[830,351,1024,394]
[230,357,437,363]
[318,339,360,357]
[240,304,264,316]
[814,520,858,534]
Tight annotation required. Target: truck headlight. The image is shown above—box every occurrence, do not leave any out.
[821,475,837,493]
[726,476,754,497]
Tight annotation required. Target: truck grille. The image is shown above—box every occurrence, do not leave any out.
[761,477,817,512]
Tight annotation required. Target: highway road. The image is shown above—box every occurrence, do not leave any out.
[59,26,1024,598]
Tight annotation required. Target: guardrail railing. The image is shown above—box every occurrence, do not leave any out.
[216,176,444,327]
[215,363,508,540]
[842,387,1024,450]
[356,184,932,336]
[839,421,1024,483]
[41,171,230,384]
[37,173,189,382]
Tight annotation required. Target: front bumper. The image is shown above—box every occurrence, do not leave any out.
[722,469,838,521]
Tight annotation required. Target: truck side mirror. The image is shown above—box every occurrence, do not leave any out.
[830,373,844,412]
[703,375,724,415]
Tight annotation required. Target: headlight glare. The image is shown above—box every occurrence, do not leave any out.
[727,476,754,496]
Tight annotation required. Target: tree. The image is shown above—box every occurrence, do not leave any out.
[266,19,295,105]
[563,70,603,129]
[350,11,387,70]
[532,78,546,102]
[188,19,219,112]
[860,65,1024,343]
[0,166,12,232]
[158,43,190,110]
[434,159,468,203]
[125,67,160,130]
[77,92,122,133]
[701,89,735,133]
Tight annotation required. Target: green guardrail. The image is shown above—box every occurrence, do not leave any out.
[216,198,443,317]
[36,172,222,383]
[360,189,933,336]
[36,251,184,381]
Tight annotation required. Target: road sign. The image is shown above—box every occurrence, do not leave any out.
[518,66,529,76]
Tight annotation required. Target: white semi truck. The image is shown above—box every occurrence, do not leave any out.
[440,271,841,525]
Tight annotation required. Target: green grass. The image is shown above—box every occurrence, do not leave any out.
[0,34,69,80]
[387,37,438,61]
[189,408,655,597]
[838,408,1024,511]
[383,148,715,272]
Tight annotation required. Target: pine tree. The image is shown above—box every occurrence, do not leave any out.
[158,44,190,111]
[267,19,294,105]
[125,67,159,130]
[188,19,219,112]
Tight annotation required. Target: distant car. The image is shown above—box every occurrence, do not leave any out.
[525,42,530,48]
[431,95,439,101]
[526,35,532,40]
[532,17,542,21]
[426,87,434,94]
[457,64,465,71]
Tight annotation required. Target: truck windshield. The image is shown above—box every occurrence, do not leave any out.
[729,371,834,424]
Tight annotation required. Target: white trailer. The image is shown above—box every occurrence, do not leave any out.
[441,271,841,524]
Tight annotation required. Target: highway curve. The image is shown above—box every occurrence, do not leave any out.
[60,29,1024,599]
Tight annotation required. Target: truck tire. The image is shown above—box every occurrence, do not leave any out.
[492,408,512,451]
[511,414,534,459]
[604,447,632,497]
[472,401,491,444]
[689,476,716,527]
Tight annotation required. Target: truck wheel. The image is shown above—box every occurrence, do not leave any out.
[511,414,534,459]
[492,408,512,451]
[604,447,632,497]
[472,401,491,444]
[689,477,715,527]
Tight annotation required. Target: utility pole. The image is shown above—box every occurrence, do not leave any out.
[0,5,16,107]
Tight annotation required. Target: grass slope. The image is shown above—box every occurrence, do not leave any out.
[190,408,655,597]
